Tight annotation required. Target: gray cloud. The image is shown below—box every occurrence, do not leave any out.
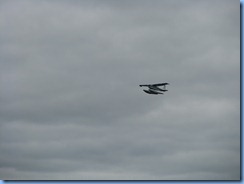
[0,0,240,180]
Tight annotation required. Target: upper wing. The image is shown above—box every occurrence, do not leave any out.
[152,83,169,86]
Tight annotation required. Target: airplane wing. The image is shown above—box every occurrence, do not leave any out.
[140,83,169,87]
[152,83,169,86]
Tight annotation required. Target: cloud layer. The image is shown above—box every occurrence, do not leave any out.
[0,0,240,180]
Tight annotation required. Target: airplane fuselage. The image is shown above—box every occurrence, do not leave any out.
[143,89,163,95]
[148,85,167,92]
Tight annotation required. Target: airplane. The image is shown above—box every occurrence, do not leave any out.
[139,83,169,95]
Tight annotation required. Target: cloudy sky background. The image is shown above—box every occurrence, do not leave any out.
[0,0,240,180]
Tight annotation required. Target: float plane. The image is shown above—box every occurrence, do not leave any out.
[139,83,169,95]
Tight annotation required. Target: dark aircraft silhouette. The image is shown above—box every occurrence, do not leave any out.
[140,83,169,95]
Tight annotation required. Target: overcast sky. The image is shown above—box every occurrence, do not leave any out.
[0,0,240,180]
